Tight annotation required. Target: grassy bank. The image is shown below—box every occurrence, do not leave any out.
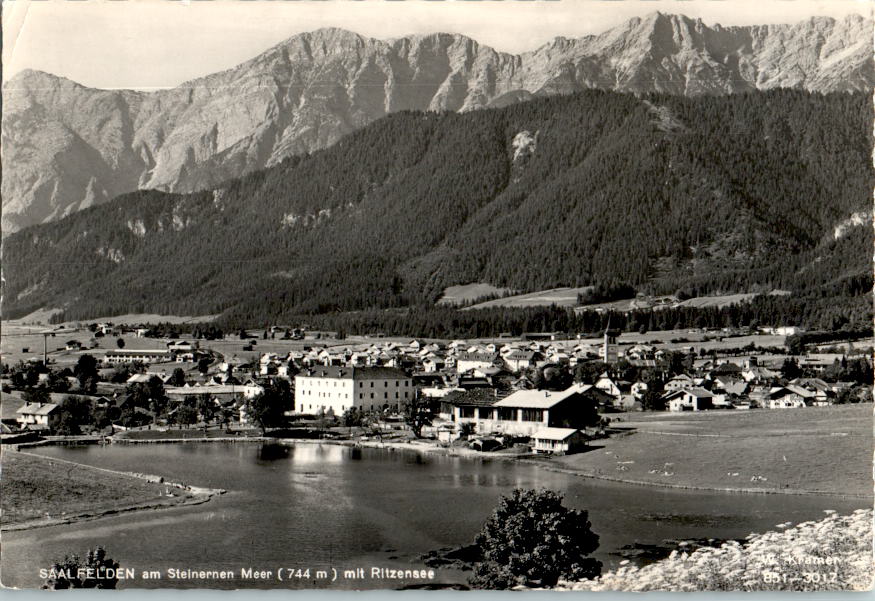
[564,508,873,591]
[1,451,219,531]
[548,404,871,497]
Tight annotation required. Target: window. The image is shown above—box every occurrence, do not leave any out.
[370,382,374,388]
[384,392,388,399]
[478,408,495,420]
[522,409,543,422]
[498,408,516,421]
[460,407,475,418]
[370,393,374,399]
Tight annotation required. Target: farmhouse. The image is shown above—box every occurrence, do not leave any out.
[16,402,61,431]
[294,366,413,415]
[664,387,714,412]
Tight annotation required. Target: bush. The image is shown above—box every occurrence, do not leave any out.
[42,546,120,589]
[567,509,872,591]
[470,488,601,589]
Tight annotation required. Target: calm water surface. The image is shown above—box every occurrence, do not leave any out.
[2,443,867,589]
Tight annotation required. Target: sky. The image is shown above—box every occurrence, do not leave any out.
[3,0,872,90]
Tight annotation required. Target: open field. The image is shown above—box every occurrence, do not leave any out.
[676,293,758,309]
[0,451,202,529]
[466,287,592,310]
[549,404,872,497]
[437,283,515,306]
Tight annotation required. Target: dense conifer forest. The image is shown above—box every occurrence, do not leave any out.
[4,89,872,330]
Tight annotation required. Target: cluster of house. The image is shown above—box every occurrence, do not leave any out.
[258,335,625,378]
[594,361,858,412]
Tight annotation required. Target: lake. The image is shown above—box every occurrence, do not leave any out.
[2,442,867,589]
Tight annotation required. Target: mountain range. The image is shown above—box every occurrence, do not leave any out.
[4,89,871,325]
[3,12,873,233]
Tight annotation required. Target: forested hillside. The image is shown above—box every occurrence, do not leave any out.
[3,89,871,327]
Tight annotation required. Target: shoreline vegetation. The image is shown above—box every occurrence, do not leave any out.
[0,450,225,532]
[560,508,874,591]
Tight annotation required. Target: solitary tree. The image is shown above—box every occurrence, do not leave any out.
[403,395,436,438]
[244,379,293,435]
[73,354,99,393]
[470,489,601,589]
[170,368,187,387]
[116,338,125,349]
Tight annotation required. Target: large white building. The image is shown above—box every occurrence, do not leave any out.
[104,349,172,364]
[294,366,413,415]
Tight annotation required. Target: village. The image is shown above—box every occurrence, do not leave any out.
[2,320,871,458]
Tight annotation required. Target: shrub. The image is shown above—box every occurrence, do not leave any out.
[566,509,872,591]
[470,488,601,589]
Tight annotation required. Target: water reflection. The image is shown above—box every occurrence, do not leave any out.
[2,443,866,591]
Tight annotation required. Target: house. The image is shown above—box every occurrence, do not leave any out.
[168,340,199,353]
[65,340,83,351]
[456,351,501,374]
[532,428,587,454]
[165,382,263,405]
[766,385,814,409]
[504,350,537,373]
[440,388,502,424]
[664,387,714,412]
[16,402,61,431]
[422,355,447,373]
[457,384,608,437]
[664,374,694,392]
[294,366,413,415]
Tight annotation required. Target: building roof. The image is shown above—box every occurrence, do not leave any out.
[297,366,408,380]
[105,349,170,356]
[457,351,499,362]
[16,402,60,416]
[685,387,714,398]
[532,427,581,441]
[494,385,595,409]
[442,388,502,408]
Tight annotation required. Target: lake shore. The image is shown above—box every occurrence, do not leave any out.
[5,402,868,535]
[0,450,225,532]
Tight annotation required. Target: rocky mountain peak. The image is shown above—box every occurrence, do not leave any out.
[3,13,872,234]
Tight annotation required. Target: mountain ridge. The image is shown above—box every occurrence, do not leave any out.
[3,89,871,325]
[3,12,873,233]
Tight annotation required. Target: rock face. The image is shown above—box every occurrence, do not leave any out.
[3,13,872,233]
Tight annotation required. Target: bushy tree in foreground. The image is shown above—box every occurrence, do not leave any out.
[471,488,601,589]
[42,547,120,589]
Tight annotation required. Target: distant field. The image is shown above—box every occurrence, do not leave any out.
[676,293,758,309]
[437,283,514,306]
[551,404,872,497]
[466,287,593,310]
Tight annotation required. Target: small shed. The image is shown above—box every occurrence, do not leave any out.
[532,427,587,455]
